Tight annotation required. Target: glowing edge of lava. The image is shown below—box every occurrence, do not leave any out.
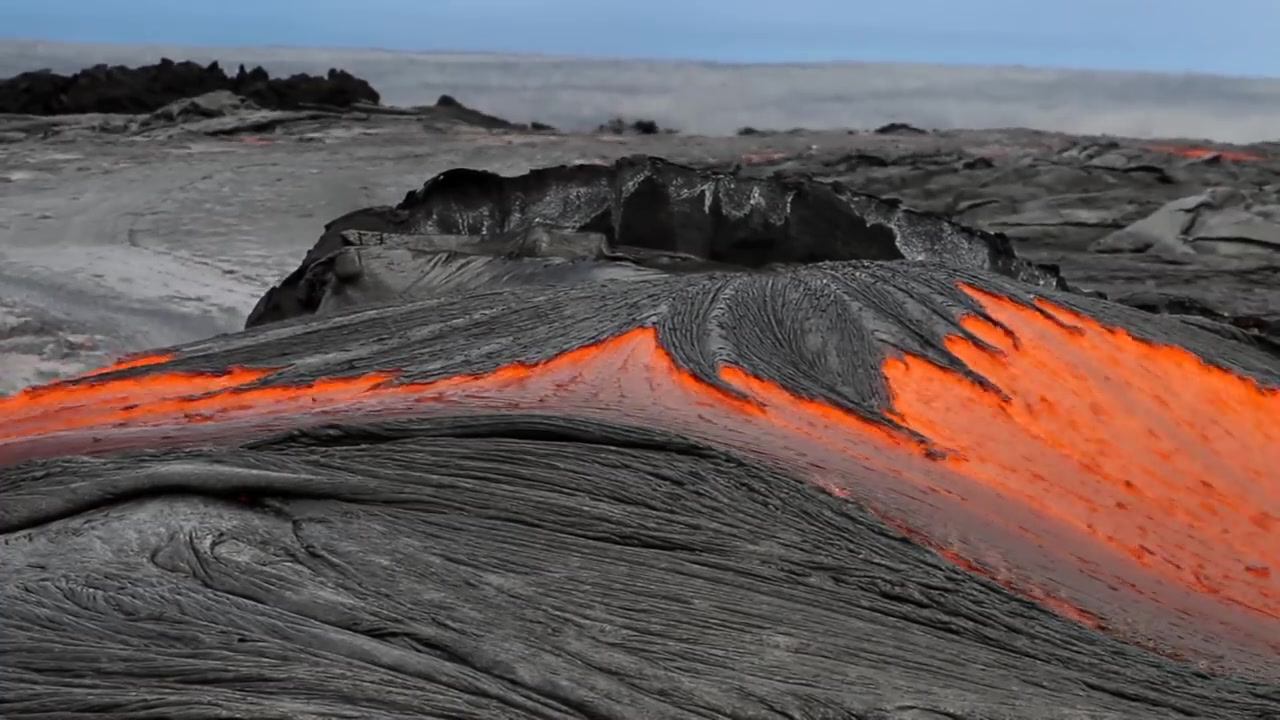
[1,282,1277,671]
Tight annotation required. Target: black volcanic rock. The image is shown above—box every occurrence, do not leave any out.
[0,59,380,116]
[428,94,519,129]
[246,155,1065,328]
[875,122,928,135]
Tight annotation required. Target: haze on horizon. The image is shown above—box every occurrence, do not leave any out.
[3,1,1279,143]
[2,0,1278,78]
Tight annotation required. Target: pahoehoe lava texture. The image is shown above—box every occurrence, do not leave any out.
[3,259,1278,719]
[246,155,1065,327]
[0,59,380,115]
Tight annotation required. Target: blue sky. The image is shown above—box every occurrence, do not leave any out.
[3,0,1278,77]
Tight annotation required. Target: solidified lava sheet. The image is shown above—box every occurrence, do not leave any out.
[2,261,1279,719]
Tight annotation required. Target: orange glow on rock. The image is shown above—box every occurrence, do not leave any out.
[875,286,1279,672]
[882,285,1280,623]
[1148,144,1263,162]
[76,352,175,377]
[1,291,1277,673]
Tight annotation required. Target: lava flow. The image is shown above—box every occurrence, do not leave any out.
[0,285,1276,673]
[1148,144,1263,162]
[883,284,1280,621]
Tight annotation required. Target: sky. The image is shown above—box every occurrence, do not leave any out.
[3,0,1278,78]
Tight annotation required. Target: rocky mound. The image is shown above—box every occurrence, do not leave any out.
[429,93,525,129]
[0,58,380,115]
[244,152,1280,358]
[246,154,1065,327]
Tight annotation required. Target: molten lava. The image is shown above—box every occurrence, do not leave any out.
[76,352,175,377]
[1,284,1277,671]
[883,285,1280,622]
[1148,144,1263,162]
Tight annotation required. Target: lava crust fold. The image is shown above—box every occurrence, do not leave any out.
[2,260,1278,719]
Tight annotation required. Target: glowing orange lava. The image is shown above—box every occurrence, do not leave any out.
[1,287,1277,673]
[74,352,175,378]
[883,285,1280,622]
[1148,144,1263,162]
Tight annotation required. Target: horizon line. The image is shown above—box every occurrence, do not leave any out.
[2,35,1278,83]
